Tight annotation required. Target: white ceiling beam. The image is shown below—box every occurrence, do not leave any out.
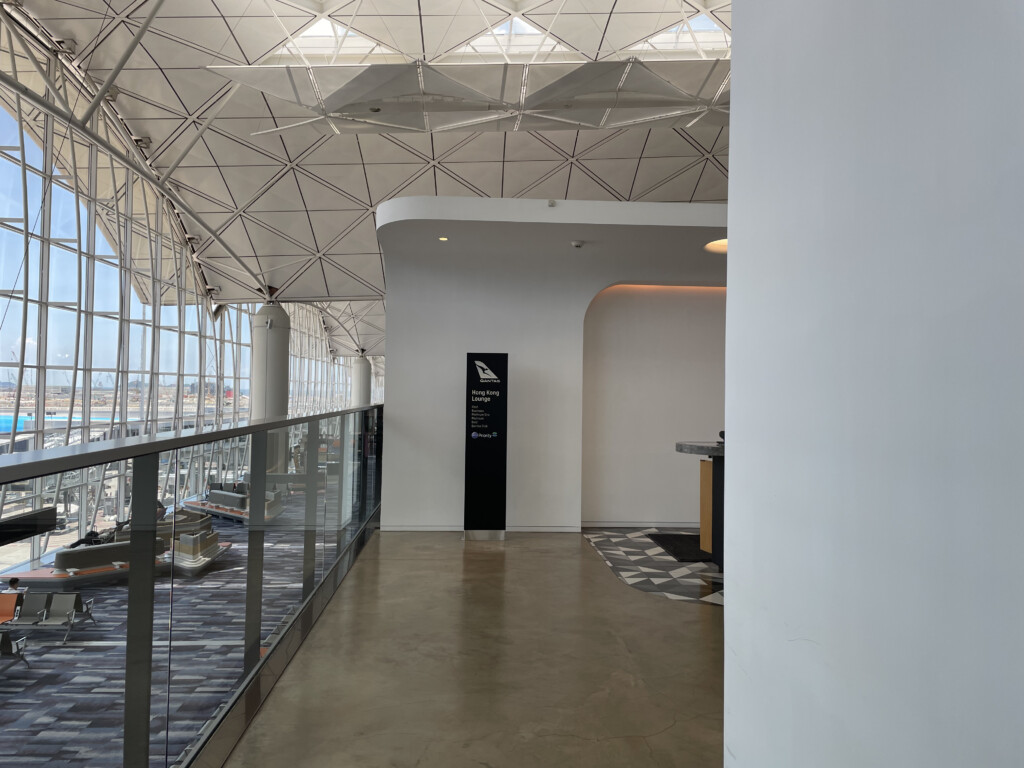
[158,82,241,183]
[0,8,72,114]
[473,0,511,64]
[79,0,168,127]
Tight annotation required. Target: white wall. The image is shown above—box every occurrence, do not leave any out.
[727,3,1024,767]
[582,285,725,527]
[378,198,726,531]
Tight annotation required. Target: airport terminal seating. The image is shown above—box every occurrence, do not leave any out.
[53,539,167,574]
[114,508,213,545]
[36,593,96,643]
[208,488,247,511]
[0,593,21,624]
[8,592,49,627]
[0,632,28,670]
[5,592,96,643]
[173,529,229,576]
[176,530,220,560]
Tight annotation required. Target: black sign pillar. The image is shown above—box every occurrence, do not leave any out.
[464,353,508,539]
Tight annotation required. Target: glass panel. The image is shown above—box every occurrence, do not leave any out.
[260,425,306,653]
[45,306,80,367]
[49,183,82,242]
[158,329,177,373]
[0,409,381,766]
[183,334,198,375]
[25,240,40,301]
[183,306,199,334]
[322,416,342,560]
[128,323,150,371]
[92,260,120,313]
[149,448,174,768]
[92,315,119,370]
[0,462,132,768]
[366,409,381,513]
[24,170,43,236]
[159,304,178,329]
[0,227,27,292]
[90,369,117,423]
[0,298,26,364]
[48,245,80,303]
[310,419,327,586]
[339,412,357,545]
[238,345,250,382]
[181,376,198,424]
[152,439,249,767]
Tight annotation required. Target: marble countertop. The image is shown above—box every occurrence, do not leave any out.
[675,441,724,457]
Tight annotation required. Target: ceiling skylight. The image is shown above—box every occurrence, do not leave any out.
[441,15,581,63]
[629,15,731,59]
[267,18,404,65]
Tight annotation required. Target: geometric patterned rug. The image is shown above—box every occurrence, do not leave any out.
[583,528,724,606]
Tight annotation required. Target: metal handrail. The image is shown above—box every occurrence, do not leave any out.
[0,404,382,486]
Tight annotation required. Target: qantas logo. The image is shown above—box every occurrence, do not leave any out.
[475,361,500,381]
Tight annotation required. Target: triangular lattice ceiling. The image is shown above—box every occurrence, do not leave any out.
[16,0,732,357]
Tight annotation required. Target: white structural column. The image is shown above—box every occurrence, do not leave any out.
[250,304,291,421]
[351,356,372,407]
[726,4,1024,768]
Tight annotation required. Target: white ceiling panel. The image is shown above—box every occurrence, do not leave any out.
[364,163,429,203]
[242,217,314,255]
[692,162,728,201]
[217,165,285,207]
[247,172,311,212]
[317,259,382,297]
[517,165,570,199]
[273,259,329,297]
[323,253,385,292]
[433,132,504,162]
[576,158,638,199]
[635,160,705,203]
[296,173,370,214]
[322,216,381,254]
[298,165,370,206]
[249,210,318,250]
[307,210,368,250]
[438,161,504,198]
[565,168,619,201]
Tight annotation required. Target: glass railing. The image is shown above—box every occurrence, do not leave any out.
[0,404,382,768]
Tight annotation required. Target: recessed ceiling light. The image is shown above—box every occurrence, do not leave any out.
[438,236,448,241]
[704,238,727,254]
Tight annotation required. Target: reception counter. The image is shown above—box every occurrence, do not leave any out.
[676,441,724,571]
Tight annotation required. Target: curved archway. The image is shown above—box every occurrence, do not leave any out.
[581,283,726,527]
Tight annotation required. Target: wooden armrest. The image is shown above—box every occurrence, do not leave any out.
[13,637,25,652]
[84,598,94,609]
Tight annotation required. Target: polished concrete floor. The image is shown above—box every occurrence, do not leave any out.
[223,532,723,768]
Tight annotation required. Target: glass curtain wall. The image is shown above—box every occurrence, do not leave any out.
[0,18,356,569]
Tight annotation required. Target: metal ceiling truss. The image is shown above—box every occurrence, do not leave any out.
[209,59,730,136]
